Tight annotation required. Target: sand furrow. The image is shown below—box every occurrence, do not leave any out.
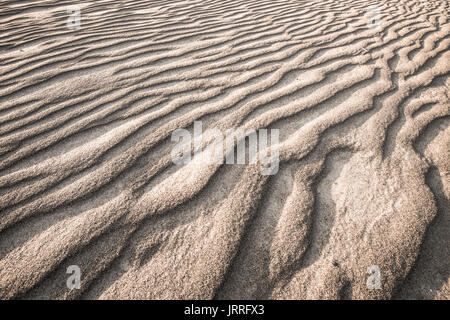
[0,0,448,300]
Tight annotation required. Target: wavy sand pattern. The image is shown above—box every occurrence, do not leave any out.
[0,0,449,300]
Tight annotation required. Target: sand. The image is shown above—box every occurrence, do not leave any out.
[0,0,448,300]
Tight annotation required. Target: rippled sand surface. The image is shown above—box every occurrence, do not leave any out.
[0,0,448,300]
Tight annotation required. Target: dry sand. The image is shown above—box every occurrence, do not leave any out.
[0,0,449,300]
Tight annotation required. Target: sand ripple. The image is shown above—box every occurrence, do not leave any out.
[0,0,448,299]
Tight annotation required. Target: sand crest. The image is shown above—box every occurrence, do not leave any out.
[0,0,448,300]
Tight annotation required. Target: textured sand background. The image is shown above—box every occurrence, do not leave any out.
[0,0,449,300]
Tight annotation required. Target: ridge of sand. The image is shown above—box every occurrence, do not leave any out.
[0,0,448,300]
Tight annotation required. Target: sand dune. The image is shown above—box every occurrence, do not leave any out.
[0,0,449,300]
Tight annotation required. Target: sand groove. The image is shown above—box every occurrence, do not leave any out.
[0,0,448,300]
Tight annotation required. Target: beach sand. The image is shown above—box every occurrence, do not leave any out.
[0,0,448,300]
